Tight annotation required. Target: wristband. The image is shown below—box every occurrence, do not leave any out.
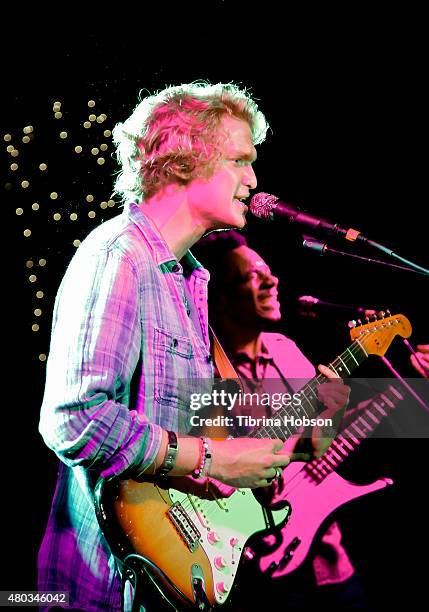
[156,430,178,478]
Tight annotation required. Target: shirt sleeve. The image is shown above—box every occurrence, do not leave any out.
[39,244,163,478]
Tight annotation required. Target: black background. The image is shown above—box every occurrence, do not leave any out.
[3,9,428,611]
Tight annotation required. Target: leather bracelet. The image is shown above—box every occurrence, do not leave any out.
[156,430,178,478]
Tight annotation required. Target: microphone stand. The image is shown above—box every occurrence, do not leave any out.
[302,236,428,276]
[379,355,429,415]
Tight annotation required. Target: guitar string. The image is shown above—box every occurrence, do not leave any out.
[188,336,369,522]
[187,338,367,522]
[262,385,401,502]
[177,320,402,524]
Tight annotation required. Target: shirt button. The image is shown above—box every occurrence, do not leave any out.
[206,355,213,363]
[172,263,180,273]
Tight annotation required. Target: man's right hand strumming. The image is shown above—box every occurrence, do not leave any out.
[209,438,294,489]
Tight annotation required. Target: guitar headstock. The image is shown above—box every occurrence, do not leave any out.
[349,311,412,356]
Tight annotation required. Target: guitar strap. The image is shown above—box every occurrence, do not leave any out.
[209,324,244,393]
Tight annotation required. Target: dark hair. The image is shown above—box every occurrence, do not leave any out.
[193,230,248,306]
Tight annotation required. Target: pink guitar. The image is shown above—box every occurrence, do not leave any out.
[258,383,405,578]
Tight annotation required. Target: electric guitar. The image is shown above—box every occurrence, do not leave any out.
[256,383,405,578]
[94,313,411,610]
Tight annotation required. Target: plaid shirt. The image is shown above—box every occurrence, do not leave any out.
[38,203,213,611]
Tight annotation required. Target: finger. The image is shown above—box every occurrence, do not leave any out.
[289,452,311,462]
[256,478,276,488]
[272,439,286,452]
[264,467,278,480]
[280,434,302,454]
[318,364,340,379]
[272,454,292,468]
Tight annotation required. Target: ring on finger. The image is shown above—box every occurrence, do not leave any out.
[274,467,283,481]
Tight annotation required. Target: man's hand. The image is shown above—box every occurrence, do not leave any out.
[210,437,307,489]
[410,344,429,377]
[317,364,350,416]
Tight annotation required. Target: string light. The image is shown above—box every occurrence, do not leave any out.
[9,95,117,364]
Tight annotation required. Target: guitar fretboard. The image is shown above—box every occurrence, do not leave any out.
[248,338,368,441]
[304,384,404,483]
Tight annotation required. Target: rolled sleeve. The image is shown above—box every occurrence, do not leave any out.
[39,245,162,477]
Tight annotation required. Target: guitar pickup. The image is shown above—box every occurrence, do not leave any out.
[167,502,201,553]
[277,537,301,571]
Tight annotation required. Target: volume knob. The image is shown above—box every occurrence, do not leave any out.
[216,581,229,594]
[207,531,221,545]
[214,556,228,570]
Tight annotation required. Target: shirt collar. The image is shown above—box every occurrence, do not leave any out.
[233,342,273,365]
[123,202,209,280]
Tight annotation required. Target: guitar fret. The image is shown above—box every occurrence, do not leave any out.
[380,393,395,408]
[343,430,360,445]
[337,434,354,451]
[346,347,360,366]
[317,460,331,475]
[337,356,351,375]
[306,464,324,481]
[357,416,373,431]
[354,337,368,357]
[365,409,380,425]
[324,454,338,467]
[332,440,349,457]
[373,401,388,416]
[389,386,404,400]
[328,362,340,376]
[327,447,343,462]
[350,423,365,438]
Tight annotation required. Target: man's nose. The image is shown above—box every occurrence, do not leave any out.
[260,271,279,287]
[243,165,257,190]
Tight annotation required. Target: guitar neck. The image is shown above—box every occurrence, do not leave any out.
[306,384,405,480]
[248,338,368,440]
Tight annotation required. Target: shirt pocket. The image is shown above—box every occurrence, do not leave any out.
[153,327,196,410]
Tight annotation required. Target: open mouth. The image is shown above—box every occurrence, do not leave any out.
[259,293,280,306]
[233,198,248,213]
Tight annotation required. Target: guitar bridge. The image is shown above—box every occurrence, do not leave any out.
[167,502,201,552]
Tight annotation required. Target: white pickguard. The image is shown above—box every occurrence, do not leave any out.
[169,484,289,604]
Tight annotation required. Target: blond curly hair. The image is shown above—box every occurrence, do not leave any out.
[112,81,269,202]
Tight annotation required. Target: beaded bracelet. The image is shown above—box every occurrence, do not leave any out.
[192,437,212,479]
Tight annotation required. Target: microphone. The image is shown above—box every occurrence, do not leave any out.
[298,295,376,316]
[249,192,364,242]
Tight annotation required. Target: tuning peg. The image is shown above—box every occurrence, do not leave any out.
[348,320,357,328]
[378,311,386,319]
[357,319,362,326]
